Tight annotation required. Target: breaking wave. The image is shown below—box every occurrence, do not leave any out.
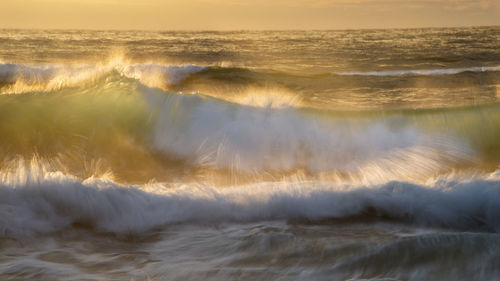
[2,70,498,181]
[1,159,499,237]
[0,61,207,94]
[144,86,473,176]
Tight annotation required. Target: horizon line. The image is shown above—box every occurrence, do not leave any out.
[1,24,498,33]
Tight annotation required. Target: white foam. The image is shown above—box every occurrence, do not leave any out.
[338,65,500,76]
[0,160,499,237]
[145,87,473,179]
[0,63,110,94]
[120,63,207,87]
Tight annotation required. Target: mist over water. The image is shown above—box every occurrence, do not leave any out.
[1,27,500,280]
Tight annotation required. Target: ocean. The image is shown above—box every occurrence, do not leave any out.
[0,27,499,280]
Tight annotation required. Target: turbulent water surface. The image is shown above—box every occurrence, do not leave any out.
[1,27,500,280]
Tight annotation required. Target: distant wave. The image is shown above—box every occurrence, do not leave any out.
[1,160,499,237]
[4,61,500,95]
[0,62,207,94]
[0,63,109,94]
[121,63,207,87]
[338,65,500,76]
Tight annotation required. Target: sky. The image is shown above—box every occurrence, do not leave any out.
[1,0,499,30]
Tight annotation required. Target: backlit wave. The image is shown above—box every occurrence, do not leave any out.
[0,60,207,94]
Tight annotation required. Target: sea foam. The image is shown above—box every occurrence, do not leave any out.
[338,65,500,76]
[144,86,473,177]
[0,160,499,237]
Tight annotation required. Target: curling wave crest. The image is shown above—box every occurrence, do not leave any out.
[144,86,473,176]
[0,61,207,94]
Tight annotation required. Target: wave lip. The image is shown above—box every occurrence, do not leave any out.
[338,65,500,77]
[120,63,207,87]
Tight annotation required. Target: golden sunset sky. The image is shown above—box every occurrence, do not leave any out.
[1,0,499,30]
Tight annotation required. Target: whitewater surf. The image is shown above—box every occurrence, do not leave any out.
[0,27,499,280]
